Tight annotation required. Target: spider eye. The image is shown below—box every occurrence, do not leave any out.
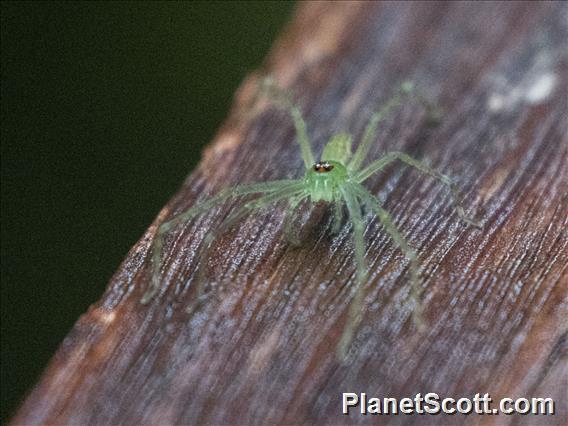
[313,162,334,173]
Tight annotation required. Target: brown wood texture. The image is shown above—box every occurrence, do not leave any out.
[13,2,567,425]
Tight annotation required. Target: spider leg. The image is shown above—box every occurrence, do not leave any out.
[187,182,305,313]
[282,194,309,246]
[352,183,424,330]
[259,77,315,168]
[141,180,302,304]
[355,152,481,227]
[336,185,369,359]
[348,82,415,172]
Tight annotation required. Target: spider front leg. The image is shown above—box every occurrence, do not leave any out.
[336,186,369,359]
[141,180,302,304]
[337,183,426,360]
[187,182,304,313]
[352,183,424,329]
[355,152,482,227]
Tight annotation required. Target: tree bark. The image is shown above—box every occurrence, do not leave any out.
[13,2,567,425]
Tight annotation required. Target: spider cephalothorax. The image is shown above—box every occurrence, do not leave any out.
[306,158,349,202]
[142,79,480,359]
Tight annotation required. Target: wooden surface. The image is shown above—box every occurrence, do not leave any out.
[13,2,567,425]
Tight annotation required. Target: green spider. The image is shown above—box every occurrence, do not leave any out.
[142,79,479,358]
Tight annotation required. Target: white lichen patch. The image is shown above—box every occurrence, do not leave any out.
[487,51,560,113]
[524,73,558,104]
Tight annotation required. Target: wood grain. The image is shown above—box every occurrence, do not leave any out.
[13,2,567,425]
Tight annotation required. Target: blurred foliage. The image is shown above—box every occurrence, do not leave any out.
[1,1,295,420]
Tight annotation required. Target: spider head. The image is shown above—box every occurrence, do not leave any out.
[306,160,348,202]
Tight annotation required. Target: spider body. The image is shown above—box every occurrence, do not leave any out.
[142,80,480,359]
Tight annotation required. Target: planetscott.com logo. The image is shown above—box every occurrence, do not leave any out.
[342,392,555,416]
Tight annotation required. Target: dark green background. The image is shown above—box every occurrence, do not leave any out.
[1,1,294,420]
